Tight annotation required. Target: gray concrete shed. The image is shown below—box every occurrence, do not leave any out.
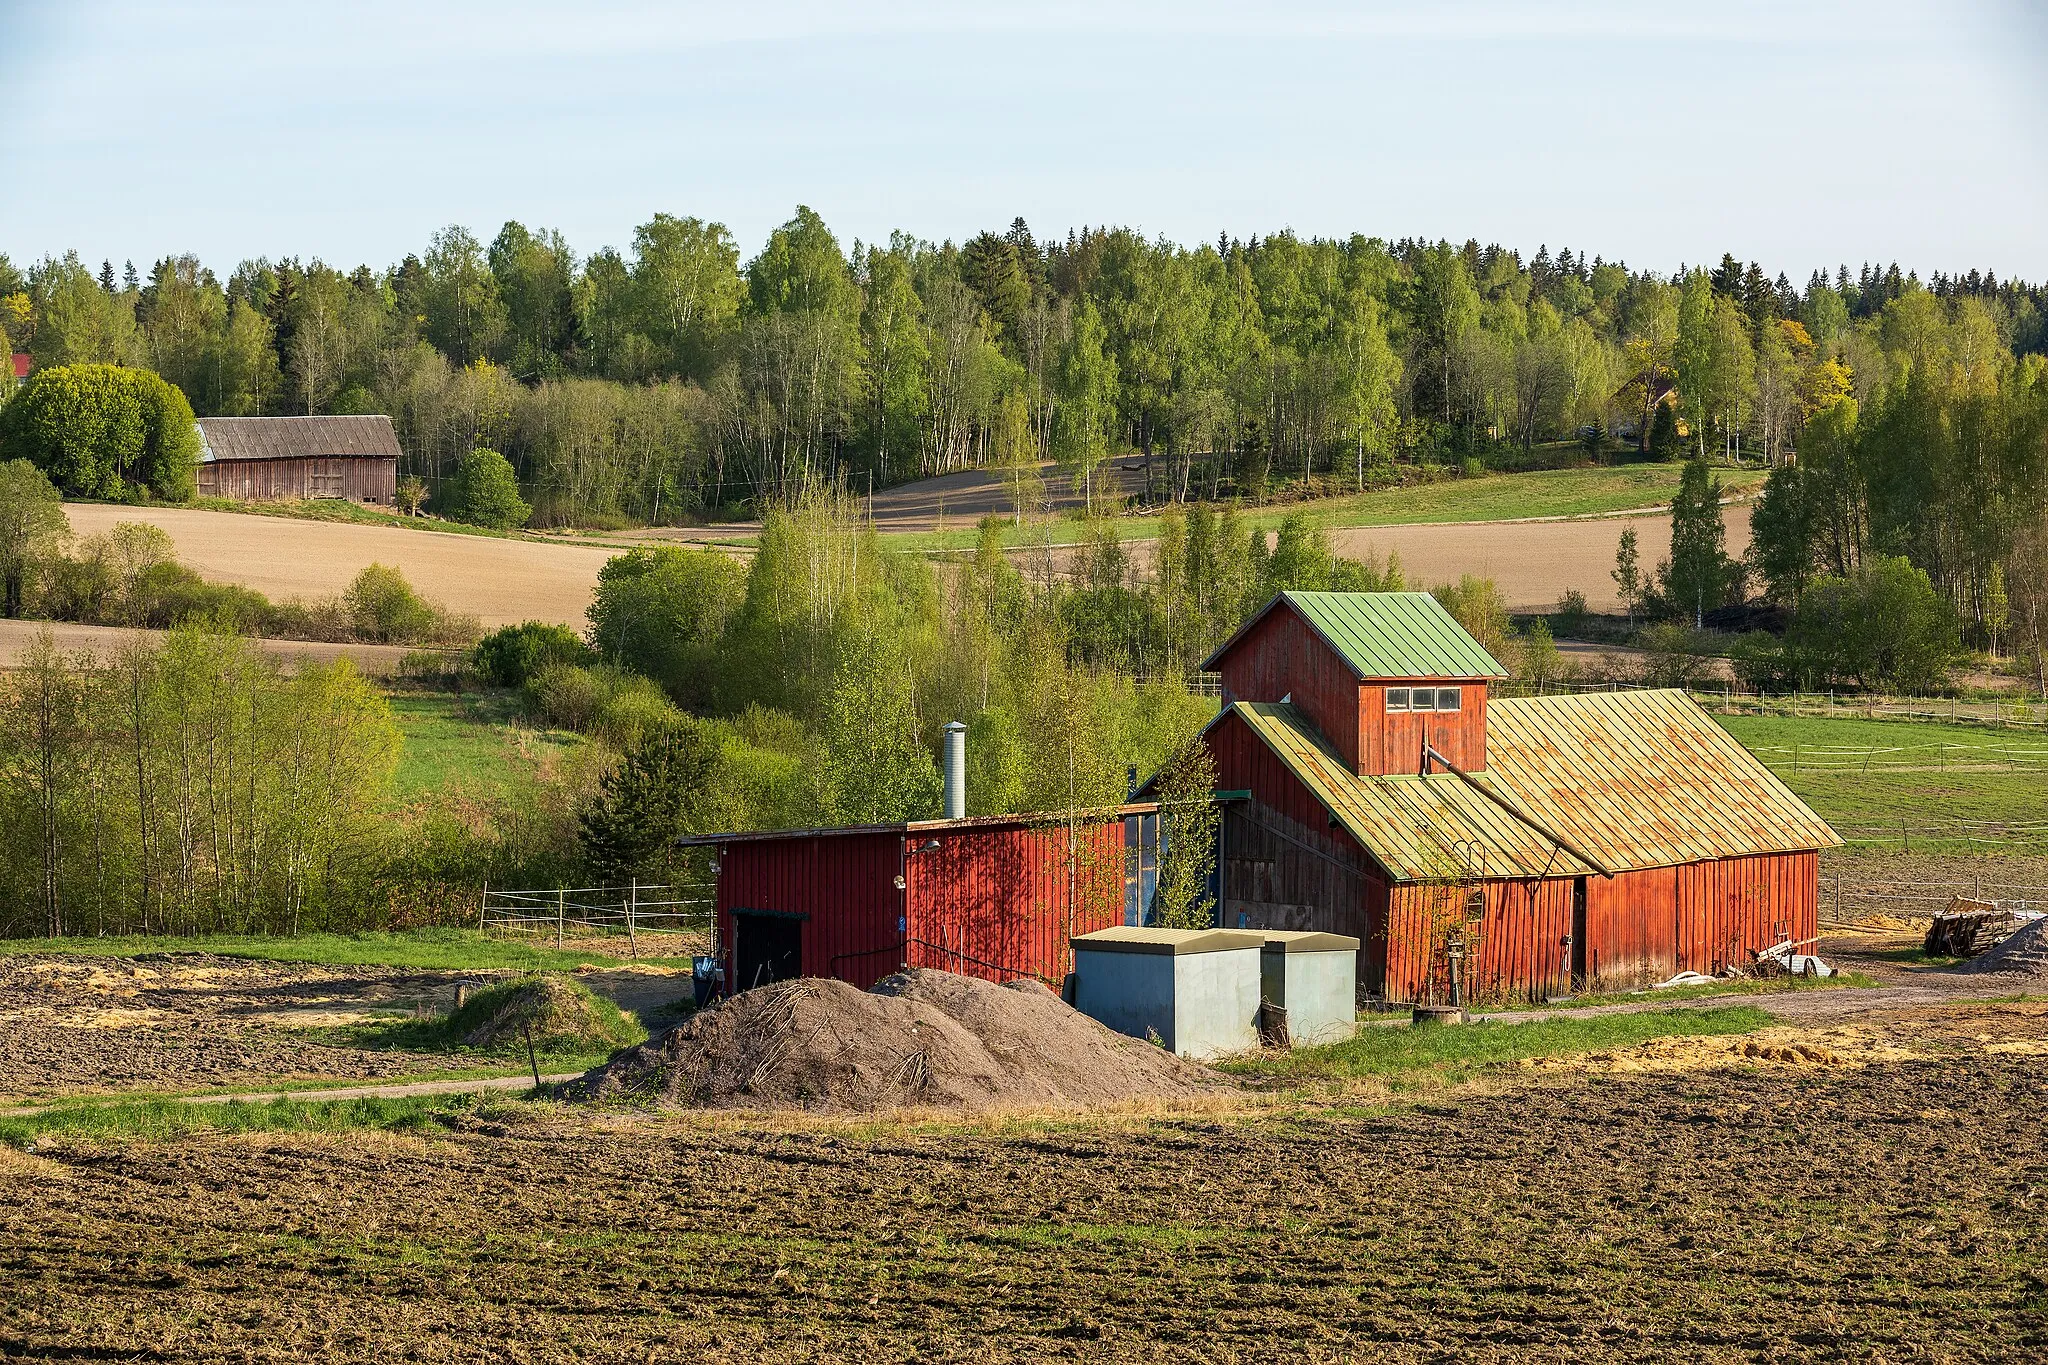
[1070,927,1264,1060]
[1259,931,1360,1046]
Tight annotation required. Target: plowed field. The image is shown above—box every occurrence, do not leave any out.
[3,999,2043,1363]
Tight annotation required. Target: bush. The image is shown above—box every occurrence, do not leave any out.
[586,546,744,708]
[344,564,438,643]
[0,363,197,500]
[526,662,682,747]
[1782,555,1960,693]
[1553,588,1589,636]
[470,621,595,688]
[448,447,529,529]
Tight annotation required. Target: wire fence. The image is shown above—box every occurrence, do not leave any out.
[481,881,716,958]
[1823,873,2048,925]
[1520,678,2047,730]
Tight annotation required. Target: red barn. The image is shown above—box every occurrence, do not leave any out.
[682,806,1159,993]
[1202,591,1839,1005]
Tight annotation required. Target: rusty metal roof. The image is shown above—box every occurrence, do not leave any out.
[1230,690,1839,883]
[195,415,402,463]
[1202,591,1508,679]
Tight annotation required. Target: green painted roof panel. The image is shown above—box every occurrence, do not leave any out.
[1204,591,1509,679]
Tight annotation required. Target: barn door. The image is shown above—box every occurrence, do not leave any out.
[1570,877,1589,990]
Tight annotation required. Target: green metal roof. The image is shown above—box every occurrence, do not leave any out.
[1203,591,1508,679]
[1228,692,1840,883]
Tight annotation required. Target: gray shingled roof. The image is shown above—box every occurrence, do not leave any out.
[194,416,402,463]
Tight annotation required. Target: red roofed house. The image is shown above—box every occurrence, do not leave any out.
[1199,591,1840,1006]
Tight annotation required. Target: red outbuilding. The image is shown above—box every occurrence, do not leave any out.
[682,806,1159,993]
[1200,591,1840,1005]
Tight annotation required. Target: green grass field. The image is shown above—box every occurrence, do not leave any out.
[889,462,1769,551]
[1713,712,2048,850]
[386,688,582,798]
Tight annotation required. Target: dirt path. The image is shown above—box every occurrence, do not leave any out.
[64,503,614,629]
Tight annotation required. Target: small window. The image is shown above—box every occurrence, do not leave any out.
[1385,688,1411,712]
[1434,687,1463,712]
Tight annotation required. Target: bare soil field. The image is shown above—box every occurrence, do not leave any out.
[64,503,614,629]
[0,953,693,1101]
[0,618,425,672]
[2,995,2042,1363]
[1332,505,1750,614]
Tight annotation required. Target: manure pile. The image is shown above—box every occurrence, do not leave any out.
[568,968,1216,1112]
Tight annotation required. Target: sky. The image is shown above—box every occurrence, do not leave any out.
[4,0,2045,283]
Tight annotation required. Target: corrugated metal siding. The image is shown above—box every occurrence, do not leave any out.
[196,415,404,462]
[716,833,904,990]
[1230,702,1589,881]
[906,821,1125,986]
[1486,690,1842,870]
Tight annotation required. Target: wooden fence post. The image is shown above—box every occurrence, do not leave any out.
[627,878,638,960]
[479,879,489,934]
[556,888,565,948]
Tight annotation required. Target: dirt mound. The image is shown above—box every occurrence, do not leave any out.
[454,974,643,1054]
[569,968,1217,1113]
[1948,916,2048,978]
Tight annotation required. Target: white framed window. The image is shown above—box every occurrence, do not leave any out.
[1386,688,1411,712]
[1434,687,1463,712]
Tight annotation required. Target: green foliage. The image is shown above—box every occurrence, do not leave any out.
[527,663,682,749]
[586,546,743,708]
[0,363,197,499]
[812,629,942,824]
[0,459,68,618]
[470,621,595,687]
[0,625,401,938]
[1430,575,1512,660]
[1659,456,1741,625]
[1151,739,1220,930]
[1779,555,1962,692]
[344,563,436,643]
[449,446,529,528]
[579,719,719,883]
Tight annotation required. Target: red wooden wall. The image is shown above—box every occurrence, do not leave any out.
[1382,877,1573,1005]
[904,822,1126,986]
[716,832,904,990]
[1217,610,1362,771]
[714,818,1134,992]
[1675,851,1818,975]
[1216,606,1491,775]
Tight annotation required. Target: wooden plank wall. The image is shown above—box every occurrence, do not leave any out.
[1217,610,1361,770]
[197,457,397,503]
[907,821,1125,987]
[1585,865,1680,987]
[1383,877,1571,1005]
[1363,681,1490,775]
[1675,851,1818,974]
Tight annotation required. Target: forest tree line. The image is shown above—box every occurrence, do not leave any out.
[4,216,2042,527]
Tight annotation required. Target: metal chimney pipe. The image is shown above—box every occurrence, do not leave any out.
[942,721,967,820]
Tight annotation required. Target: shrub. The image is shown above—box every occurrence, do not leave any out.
[0,363,197,500]
[345,564,437,643]
[448,447,529,529]
[1553,588,1589,636]
[1784,555,1960,693]
[470,621,595,688]
[528,662,606,731]
[586,546,744,708]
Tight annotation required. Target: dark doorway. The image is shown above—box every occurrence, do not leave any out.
[1570,877,1589,989]
[734,910,805,990]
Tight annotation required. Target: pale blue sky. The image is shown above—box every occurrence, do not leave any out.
[4,0,2044,280]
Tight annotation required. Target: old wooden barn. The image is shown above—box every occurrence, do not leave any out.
[194,415,401,503]
[1202,590,1840,1005]
[681,806,1160,993]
